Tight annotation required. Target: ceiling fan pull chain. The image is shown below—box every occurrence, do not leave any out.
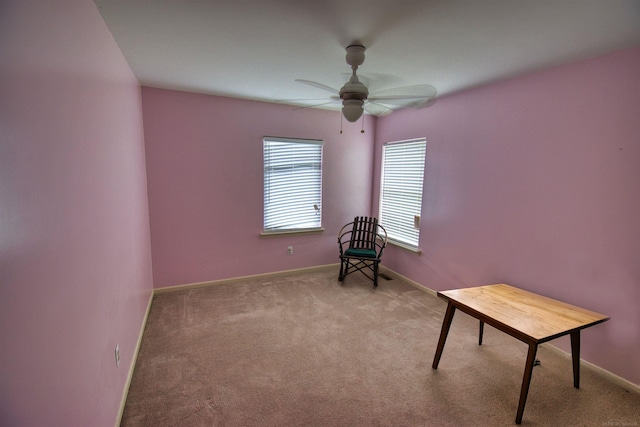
[361,113,365,133]
[340,111,343,134]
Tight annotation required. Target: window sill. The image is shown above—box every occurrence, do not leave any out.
[261,228,325,238]
[388,239,422,255]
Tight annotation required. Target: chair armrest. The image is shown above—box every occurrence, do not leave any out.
[337,222,354,255]
[375,223,388,257]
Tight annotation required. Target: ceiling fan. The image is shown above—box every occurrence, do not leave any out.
[291,44,437,123]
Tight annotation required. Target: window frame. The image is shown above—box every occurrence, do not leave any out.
[262,136,324,236]
[378,137,427,253]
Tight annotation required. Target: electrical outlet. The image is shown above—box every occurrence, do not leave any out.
[287,246,293,255]
[115,344,120,367]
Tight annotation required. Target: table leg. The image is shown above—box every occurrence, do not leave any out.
[571,330,580,388]
[515,343,538,424]
[479,321,484,345]
[432,302,456,369]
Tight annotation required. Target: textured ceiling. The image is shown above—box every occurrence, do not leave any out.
[95,0,640,111]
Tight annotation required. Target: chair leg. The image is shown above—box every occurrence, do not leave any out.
[339,257,381,287]
[373,261,379,287]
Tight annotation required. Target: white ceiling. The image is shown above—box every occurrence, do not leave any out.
[95,0,640,111]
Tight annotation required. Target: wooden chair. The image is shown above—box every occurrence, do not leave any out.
[338,216,388,287]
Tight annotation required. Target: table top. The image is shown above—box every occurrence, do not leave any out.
[438,284,609,342]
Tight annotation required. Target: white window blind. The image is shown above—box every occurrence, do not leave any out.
[379,138,426,250]
[263,137,323,232]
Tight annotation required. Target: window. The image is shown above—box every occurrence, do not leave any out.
[263,137,323,234]
[379,138,426,251]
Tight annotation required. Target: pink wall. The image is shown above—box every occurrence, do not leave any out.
[3,1,636,423]
[142,87,374,288]
[374,47,640,385]
[0,1,154,426]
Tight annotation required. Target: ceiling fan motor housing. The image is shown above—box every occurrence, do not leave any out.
[339,77,368,100]
[339,74,368,122]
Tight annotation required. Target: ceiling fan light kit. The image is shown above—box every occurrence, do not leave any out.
[342,99,365,122]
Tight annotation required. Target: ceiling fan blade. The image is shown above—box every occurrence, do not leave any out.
[368,96,433,107]
[410,97,438,109]
[364,102,393,117]
[372,97,438,110]
[368,84,437,109]
[369,84,437,99]
[369,94,434,102]
[275,96,339,103]
[292,100,340,111]
[367,96,435,108]
[295,79,339,94]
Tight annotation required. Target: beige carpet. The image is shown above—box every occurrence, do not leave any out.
[121,267,639,426]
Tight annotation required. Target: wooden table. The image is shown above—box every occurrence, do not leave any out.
[431,284,609,424]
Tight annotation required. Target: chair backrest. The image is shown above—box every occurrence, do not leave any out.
[349,216,379,250]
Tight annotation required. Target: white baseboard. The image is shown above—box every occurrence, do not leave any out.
[115,291,154,427]
[541,342,640,394]
[380,266,438,297]
[153,263,339,294]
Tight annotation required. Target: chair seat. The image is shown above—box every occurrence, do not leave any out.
[344,248,377,258]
